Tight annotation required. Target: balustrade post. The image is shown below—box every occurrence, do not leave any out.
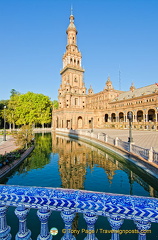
[83,213,98,240]
[134,220,151,240]
[15,205,31,240]
[107,216,124,240]
[0,205,11,240]
[97,133,99,139]
[148,147,154,162]
[115,137,119,147]
[104,134,108,142]
[37,207,52,240]
[61,210,76,240]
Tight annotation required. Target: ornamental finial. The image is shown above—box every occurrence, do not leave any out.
[71,5,73,16]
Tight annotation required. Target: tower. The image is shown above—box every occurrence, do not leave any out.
[58,11,86,109]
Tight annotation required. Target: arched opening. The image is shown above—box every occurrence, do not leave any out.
[148,109,155,122]
[119,112,124,122]
[78,116,83,129]
[111,113,116,122]
[105,114,108,122]
[137,110,143,122]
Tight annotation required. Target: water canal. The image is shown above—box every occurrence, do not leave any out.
[0,132,158,239]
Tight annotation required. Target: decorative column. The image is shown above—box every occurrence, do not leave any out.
[134,220,151,240]
[107,216,124,240]
[104,134,108,142]
[37,207,52,240]
[83,213,98,240]
[15,205,31,240]
[0,205,11,240]
[115,137,119,147]
[148,147,154,162]
[61,210,76,240]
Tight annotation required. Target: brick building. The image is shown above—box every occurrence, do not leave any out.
[52,13,158,131]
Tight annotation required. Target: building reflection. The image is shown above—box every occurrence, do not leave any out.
[52,133,158,198]
[52,133,119,190]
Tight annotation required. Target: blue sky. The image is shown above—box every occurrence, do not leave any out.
[0,0,158,101]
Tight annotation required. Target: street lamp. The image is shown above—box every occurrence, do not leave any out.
[91,117,93,132]
[3,105,6,141]
[127,111,133,143]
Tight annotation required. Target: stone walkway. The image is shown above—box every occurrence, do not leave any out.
[83,129,158,152]
[0,136,18,155]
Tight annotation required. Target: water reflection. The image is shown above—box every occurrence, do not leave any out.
[1,132,158,239]
[52,133,158,198]
[19,133,52,173]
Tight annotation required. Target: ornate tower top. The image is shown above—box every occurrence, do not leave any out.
[58,12,86,109]
[130,82,136,92]
[66,10,78,47]
[88,85,94,94]
[105,77,113,90]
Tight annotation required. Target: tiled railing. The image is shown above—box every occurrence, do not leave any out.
[0,185,158,240]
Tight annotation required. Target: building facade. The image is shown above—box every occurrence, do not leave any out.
[52,13,158,131]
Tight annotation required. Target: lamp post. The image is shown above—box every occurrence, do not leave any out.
[3,105,6,141]
[91,117,93,132]
[127,111,133,143]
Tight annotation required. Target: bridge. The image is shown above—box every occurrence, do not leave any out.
[0,184,158,240]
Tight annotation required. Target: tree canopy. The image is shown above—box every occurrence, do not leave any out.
[1,91,53,128]
[0,90,59,129]
[14,92,52,126]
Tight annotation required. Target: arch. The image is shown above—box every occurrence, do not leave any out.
[137,110,143,122]
[111,113,116,122]
[148,109,155,122]
[78,116,83,129]
[119,112,124,122]
[105,114,108,122]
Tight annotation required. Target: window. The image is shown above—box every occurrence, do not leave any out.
[75,98,78,105]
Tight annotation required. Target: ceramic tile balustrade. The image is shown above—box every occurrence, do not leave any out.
[0,185,158,239]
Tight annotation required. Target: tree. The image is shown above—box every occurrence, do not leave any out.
[13,125,33,149]
[7,94,20,129]
[10,89,20,97]
[52,100,59,110]
[14,92,52,126]
[0,100,9,129]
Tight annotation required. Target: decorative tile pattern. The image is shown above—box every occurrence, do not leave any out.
[0,185,158,223]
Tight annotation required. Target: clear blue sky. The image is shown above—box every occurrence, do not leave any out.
[0,0,158,101]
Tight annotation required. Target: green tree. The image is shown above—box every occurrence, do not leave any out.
[10,89,20,97]
[0,100,9,129]
[7,93,20,129]
[52,100,59,110]
[14,92,52,126]
[13,125,33,149]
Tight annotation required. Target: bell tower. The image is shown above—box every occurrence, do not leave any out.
[58,10,86,109]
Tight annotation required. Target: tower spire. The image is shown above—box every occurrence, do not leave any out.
[71,5,73,16]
